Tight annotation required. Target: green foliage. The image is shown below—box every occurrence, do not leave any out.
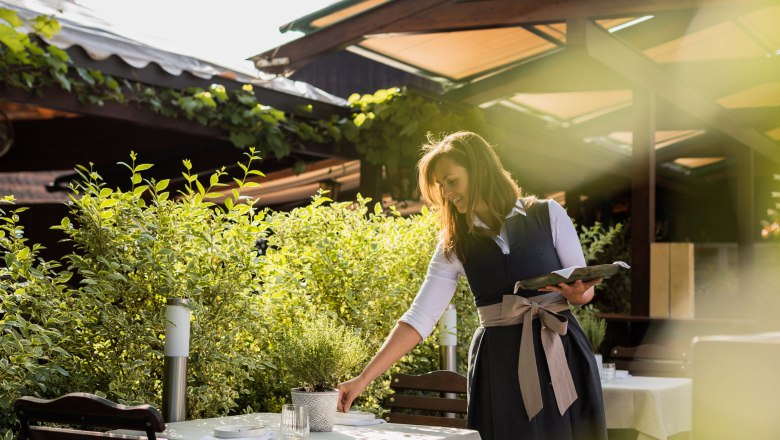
[578,221,631,314]
[277,315,367,392]
[328,89,485,169]
[244,195,477,413]
[51,150,269,419]
[0,10,483,174]
[0,197,76,431]
[571,304,606,353]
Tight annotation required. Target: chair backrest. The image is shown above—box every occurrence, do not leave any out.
[610,344,691,377]
[14,392,166,440]
[382,370,468,429]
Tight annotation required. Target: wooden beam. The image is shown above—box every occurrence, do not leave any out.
[661,58,780,100]
[1,86,225,139]
[249,0,449,74]
[724,107,780,134]
[583,19,780,163]
[564,99,777,141]
[735,146,756,300]
[445,48,630,104]
[375,0,775,34]
[614,5,765,51]
[565,100,706,138]
[654,134,728,163]
[630,90,656,317]
[479,106,631,186]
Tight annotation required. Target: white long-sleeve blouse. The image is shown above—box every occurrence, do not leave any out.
[398,199,586,340]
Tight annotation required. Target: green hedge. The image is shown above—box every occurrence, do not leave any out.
[0,155,476,433]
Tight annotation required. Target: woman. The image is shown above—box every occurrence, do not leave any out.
[338,131,607,440]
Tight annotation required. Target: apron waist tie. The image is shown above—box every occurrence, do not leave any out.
[476,290,578,420]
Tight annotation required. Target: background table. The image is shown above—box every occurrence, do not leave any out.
[602,376,692,440]
[148,412,480,440]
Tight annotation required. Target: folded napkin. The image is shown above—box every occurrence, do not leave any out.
[201,425,274,440]
[335,411,386,426]
[201,434,274,440]
[552,266,582,279]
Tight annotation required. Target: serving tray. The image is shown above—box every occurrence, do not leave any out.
[516,263,627,291]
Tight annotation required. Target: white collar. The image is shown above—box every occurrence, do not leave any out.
[472,199,526,229]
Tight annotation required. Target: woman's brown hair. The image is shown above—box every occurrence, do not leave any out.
[417,131,534,262]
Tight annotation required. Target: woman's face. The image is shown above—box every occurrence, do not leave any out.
[432,156,470,214]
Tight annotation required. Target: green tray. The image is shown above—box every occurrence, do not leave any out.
[516,263,625,291]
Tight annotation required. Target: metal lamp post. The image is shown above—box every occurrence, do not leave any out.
[163,298,190,422]
[439,303,457,372]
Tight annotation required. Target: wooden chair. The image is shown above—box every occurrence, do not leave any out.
[14,392,166,440]
[382,370,468,429]
[610,344,691,377]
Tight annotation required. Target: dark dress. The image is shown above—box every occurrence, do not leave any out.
[463,200,607,440]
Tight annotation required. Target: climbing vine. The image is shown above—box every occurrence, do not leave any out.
[0,9,482,172]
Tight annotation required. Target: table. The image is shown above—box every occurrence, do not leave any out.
[138,412,481,440]
[602,376,692,440]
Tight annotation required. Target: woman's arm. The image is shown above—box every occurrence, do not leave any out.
[338,244,461,412]
[539,200,599,305]
[337,322,422,412]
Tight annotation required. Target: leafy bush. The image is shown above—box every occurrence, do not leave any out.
[579,221,631,314]
[243,195,477,413]
[52,151,270,419]
[277,315,367,392]
[0,198,76,433]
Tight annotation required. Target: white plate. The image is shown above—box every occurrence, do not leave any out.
[213,425,268,438]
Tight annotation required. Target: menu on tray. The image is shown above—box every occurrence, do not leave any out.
[515,261,630,291]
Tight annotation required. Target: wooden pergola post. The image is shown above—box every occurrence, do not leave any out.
[735,146,755,307]
[630,89,656,317]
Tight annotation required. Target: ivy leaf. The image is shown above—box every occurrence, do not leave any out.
[209,84,228,102]
[32,15,61,39]
[51,70,71,92]
[194,91,217,108]
[292,160,306,175]
[229,131,255,148]
[0,24,25,52]
[236,93,257,107]
[76,67,95,86]
[46,45,69,62]
[0,9,23,28]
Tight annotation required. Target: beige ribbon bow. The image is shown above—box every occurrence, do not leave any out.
[477,291,578,420]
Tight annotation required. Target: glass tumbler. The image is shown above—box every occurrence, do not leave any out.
[280,404,310,439]
[602,362,616,382]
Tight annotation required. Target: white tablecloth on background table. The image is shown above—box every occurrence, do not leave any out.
[136,412,480,440]
[602,376,692,440]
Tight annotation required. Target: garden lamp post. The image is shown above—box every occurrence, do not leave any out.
[439,303,458,418]
[163,298,190,422]
[439,303,457,372]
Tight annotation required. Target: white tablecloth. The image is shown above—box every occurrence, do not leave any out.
[602,376,692,440]
[148,412,481,440]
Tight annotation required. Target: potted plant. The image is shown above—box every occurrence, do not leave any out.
[573,304,607,371]
[277,315,368,432]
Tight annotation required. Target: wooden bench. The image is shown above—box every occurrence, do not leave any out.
[15,392,165,439]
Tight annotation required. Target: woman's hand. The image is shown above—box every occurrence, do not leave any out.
[538,278,602,305]
[337,376,369,413]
